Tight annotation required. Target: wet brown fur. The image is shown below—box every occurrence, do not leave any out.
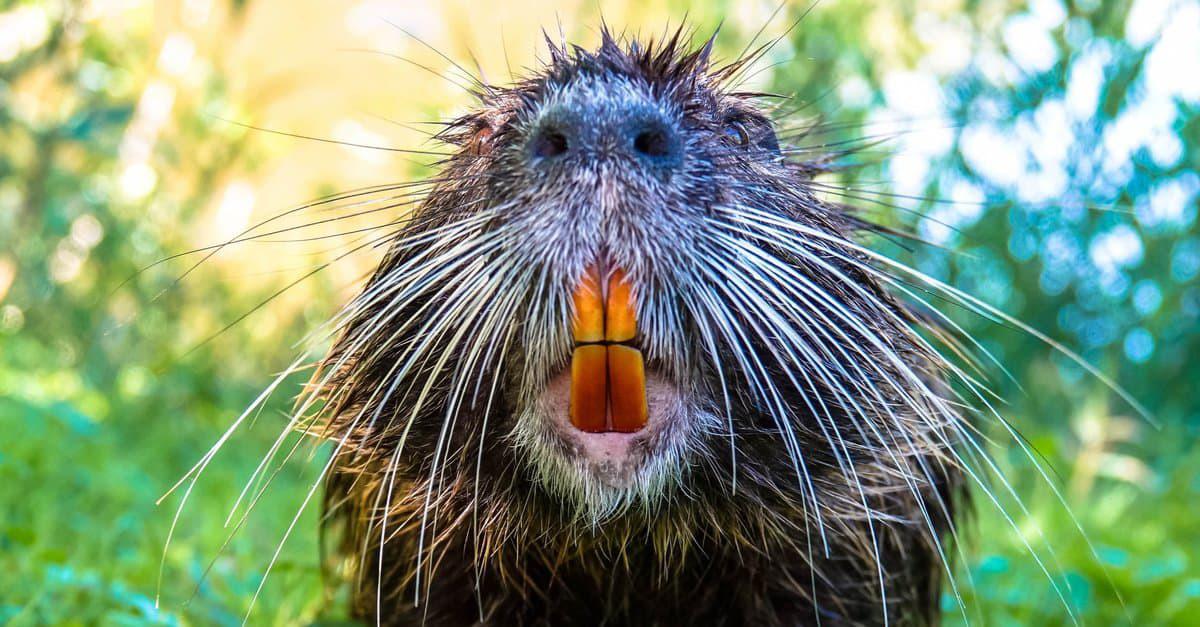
[314,29,965,626]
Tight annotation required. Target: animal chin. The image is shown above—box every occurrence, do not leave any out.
[540,367,683,488]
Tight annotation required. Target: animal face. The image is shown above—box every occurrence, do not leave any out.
[316,32,958,533]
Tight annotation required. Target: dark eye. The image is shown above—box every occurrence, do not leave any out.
[723,120,751,147]
[467,122,495,156]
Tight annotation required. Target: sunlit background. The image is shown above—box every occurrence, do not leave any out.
[1,0,1198,624]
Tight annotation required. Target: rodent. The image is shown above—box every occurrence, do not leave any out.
[311,30,963,626]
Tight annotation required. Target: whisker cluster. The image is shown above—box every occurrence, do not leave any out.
[156,22,1143,627]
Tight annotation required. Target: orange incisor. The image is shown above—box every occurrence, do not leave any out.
[569,264,649,433]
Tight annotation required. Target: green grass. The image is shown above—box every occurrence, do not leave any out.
[3,375,1198,624]
[948,430,1200,625]
[0,384,335,625]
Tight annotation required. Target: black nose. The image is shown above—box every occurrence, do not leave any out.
[631,124,674,159]
[528,108,681,169]
[530,126,570,159]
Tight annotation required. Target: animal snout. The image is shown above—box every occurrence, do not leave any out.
[527,103,682,170]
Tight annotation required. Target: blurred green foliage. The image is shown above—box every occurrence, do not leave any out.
[1,0,1197,625]
[756,0,1200,623]
[0,2,334,624]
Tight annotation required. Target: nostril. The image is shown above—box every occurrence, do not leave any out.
[633,128,672,158]
[531,129,569,159]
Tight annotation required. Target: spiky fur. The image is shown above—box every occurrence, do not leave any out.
[313,30,968,626]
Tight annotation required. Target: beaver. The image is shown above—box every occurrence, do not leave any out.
[305,30,968,626]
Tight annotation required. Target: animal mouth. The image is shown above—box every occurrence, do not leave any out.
[568,261,649,434]
[524,258,688,490]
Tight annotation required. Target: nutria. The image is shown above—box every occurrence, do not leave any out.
[290,29,972,626]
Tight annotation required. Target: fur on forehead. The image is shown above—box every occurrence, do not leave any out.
[535,27,719,96]
[438,26,764,148]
